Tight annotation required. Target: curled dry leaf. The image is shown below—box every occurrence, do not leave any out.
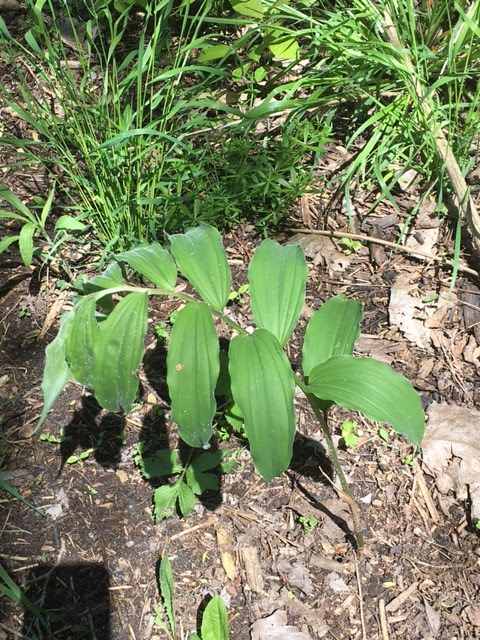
[423,401,480,522]
[251,610,312,640]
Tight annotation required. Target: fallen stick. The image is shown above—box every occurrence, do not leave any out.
[380,8,480,256]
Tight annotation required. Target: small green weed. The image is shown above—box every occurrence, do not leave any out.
[228,284,249,305]
[340,420,360,449]
[298,515,319,532]
[154,556,229,640]
[18,305,32,319]
[135,445,237,522]
[378,427,390,443]
[340,239,362,256]
[66,449,95,467]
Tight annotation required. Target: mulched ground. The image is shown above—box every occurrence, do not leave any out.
[2,207,480,640]
[2,8,480,640]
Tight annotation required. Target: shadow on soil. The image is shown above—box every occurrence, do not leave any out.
[22,563,110,639]
[57,395,125,469]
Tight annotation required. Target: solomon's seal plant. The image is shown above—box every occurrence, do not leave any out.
[38,224,425,548]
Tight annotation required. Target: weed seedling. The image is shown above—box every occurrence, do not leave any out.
[298,515,319,532]
[340,420,360,449]
[154,556,229,639]
[340,238,362,255]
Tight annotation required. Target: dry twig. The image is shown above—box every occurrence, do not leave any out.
[381,9,480,256]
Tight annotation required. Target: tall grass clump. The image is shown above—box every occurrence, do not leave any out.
[276,0,480,243]
[0,0,330,256]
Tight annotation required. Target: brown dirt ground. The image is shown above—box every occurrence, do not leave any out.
[2,8,480,640]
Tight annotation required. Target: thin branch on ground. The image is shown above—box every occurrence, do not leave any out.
[380,8,480,256]
[288,227,479,277]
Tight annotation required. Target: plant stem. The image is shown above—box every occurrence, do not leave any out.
[306,393,364,551]
[85,285,250,336]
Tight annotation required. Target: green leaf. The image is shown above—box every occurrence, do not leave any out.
[305,355,425,447]
[229,329,296,481]
[302,295,364,378]
[65,296,99,386]
[169,224,231,311]
[153,484,180,521]
[248,239,308,346]
[0,183,33,220]
[264,29,299,60]
[178,481,196,516]
[0,234,20,254]
[0,565,50,633]
[201,595,229,640]
[230,0,263,18]
[39,184,55,228]
[135,448,183,479]
[191,451,224,473]
[198,44,234,63]
[0,478,45,516]
[18,222,36,267]
[87,262,124,291]
[54,215,89,231]
[158,556,176,637]
[116,243,177,289]
[35,311,74,432]
[167,302,220,449]
[225,402,244,432]
[186,465,219,495]
[92,292,148,413]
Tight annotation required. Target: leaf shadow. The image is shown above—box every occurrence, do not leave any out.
[59,395,124,470]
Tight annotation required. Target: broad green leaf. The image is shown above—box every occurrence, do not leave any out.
[302,295,364,378]
[201,595,229,640]
[92,292,148,413]
[191,451,224,473]
[54,215,89,231]
[249,239,308,346]
[167,302,219,449]
[158,556,176,637]
[65,296,99,386]
[86,262,124,291]
[153,484,180,521]
[116,243,177,289]
[305,355,425,447]
[229,329,296,481]
[135,447,183,479]
[19,222,36,267]
[169,224,231,311]
[81,263,124,312]
[198,44,233,63]
[264,29,299,60]
[186,465,219,495]
[225,402,244,432]
[35,311,74,432]
[230,0,263,18]
[178,481,196,516]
